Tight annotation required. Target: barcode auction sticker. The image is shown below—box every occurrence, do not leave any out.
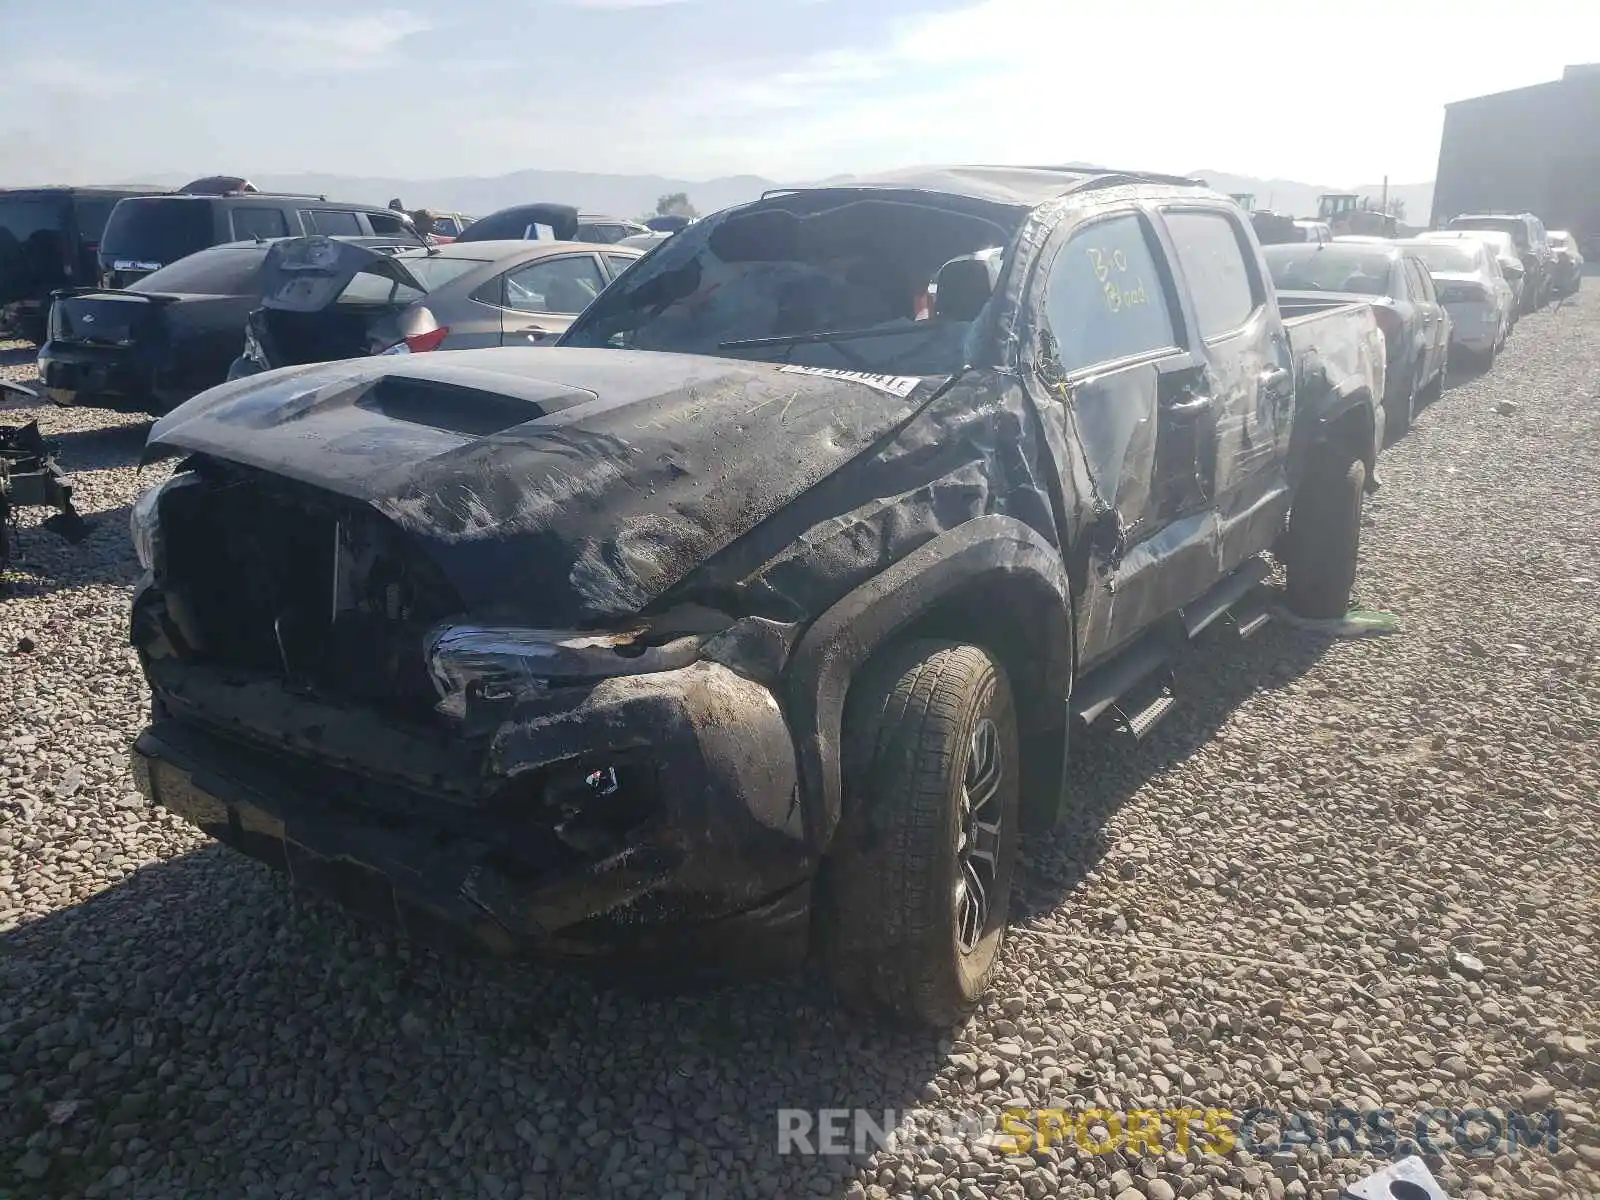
[776,365,925,398]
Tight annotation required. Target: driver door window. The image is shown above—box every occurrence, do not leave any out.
[500,255,605,314]
[1044,214,1180,374]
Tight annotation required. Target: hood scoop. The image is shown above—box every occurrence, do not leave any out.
[358,375,564,437]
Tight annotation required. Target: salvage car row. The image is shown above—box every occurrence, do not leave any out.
[10,166,1584,1028]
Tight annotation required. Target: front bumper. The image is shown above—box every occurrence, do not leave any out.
[130,658,814,973]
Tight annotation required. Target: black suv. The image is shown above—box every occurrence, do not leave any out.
[0,185,168,345]
[99,190,414,289]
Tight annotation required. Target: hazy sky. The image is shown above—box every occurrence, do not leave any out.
[2,0,1595,186]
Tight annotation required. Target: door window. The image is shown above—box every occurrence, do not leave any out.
[1162,209,1262,338]
[365,211,409,237]
[1407,258,1436,303]
[305,209,364,236]
[603,253,638,278]
[500,255,606,313]
[231,207,290,241]
[1043,213,1180,375]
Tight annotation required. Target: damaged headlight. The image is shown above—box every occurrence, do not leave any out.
[129,471,201,572]
[424,624,706,719]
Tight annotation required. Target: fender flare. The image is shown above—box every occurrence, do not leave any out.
[1295,382,1379,492]
[782,514,1072,851]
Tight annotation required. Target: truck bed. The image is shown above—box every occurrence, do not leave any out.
[1281,297,1387,483]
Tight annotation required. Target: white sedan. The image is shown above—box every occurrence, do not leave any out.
[1400,238,1514,370]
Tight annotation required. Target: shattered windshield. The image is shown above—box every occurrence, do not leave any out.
[559,196,1019,376]
[1263,245,1395,295]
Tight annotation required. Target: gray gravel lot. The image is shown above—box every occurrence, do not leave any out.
[3,294,1599,1200]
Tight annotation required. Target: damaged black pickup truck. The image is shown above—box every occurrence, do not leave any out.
[128,167,1385,1026]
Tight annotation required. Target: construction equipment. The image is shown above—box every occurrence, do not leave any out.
[1319,193,1399,238]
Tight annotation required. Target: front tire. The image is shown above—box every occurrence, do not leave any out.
[1285,449,1366,619]
[821,640,1019,1027]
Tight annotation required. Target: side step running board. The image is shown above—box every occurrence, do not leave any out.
[1109,678,1176,741]
[1072,635,1170,729]
[1073,556,1277,736]
[1229,608,1273,640]
[1180,555,1271,639]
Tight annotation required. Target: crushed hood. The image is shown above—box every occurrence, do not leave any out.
[258,237,424,312]
[145,349,948,625]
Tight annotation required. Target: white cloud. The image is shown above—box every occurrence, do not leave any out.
[233,10,431,72]
[1,58,145,99]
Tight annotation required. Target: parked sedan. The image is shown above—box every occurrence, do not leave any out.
[40,237,410,414]
[1416,230,1526,321]
[229,238,641,377]
[1399,238,1512,370]
[1447,213,1552,311]
[1548,231,1584,296]
[1264,241,1449,438]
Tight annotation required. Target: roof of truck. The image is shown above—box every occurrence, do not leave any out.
[762,165,1206,209]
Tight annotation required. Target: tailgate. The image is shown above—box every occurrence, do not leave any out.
[50,291,173,347]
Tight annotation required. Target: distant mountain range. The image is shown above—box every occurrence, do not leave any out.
[142,167,1434,224]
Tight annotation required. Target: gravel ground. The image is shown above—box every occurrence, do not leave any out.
[2,293,1598,1200]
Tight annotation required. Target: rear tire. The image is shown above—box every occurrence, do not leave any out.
[820,640,1019,1027]
[1285,450,1366,620]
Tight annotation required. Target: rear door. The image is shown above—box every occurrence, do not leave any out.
[1156,205,1294,574]
[491,252,609,344]
[1025,206,1212,663]
[1405,257,1448,377]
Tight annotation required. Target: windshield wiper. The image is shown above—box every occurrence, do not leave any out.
[718,323,939,351]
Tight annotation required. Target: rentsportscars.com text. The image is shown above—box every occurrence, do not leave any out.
[777,1104,1563,1159]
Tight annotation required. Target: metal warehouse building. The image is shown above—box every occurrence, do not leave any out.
[1431,65,1600,248]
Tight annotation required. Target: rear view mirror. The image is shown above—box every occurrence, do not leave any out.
[932,247,1005,322]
